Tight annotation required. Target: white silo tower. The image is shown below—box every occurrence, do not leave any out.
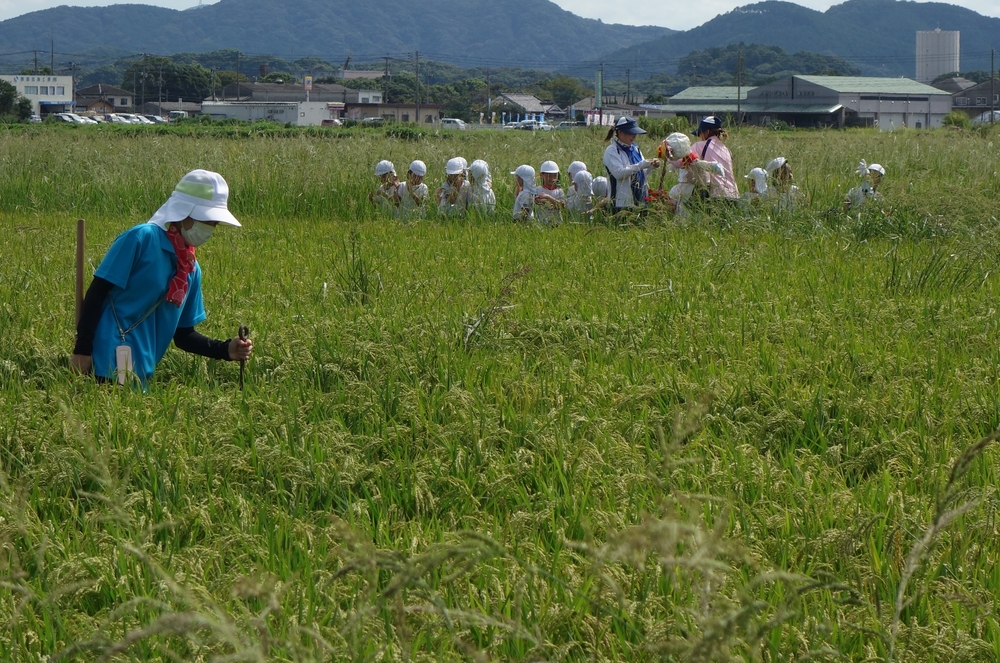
[916,29,960,84]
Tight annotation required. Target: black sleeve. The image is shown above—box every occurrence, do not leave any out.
[73,276,115,356]
[173,327,233,360]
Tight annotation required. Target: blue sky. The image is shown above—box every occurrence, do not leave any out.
[2,0,997,32]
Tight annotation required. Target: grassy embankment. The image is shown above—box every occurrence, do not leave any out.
[2,124,1000,661]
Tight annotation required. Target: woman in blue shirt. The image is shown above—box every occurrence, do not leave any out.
[70,169,252,385]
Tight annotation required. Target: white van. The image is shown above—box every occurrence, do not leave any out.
[440,118,466,130]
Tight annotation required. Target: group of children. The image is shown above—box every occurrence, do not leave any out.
[370,157,612,224]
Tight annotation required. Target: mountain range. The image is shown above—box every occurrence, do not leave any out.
[0,0,996,80]
[0,0,670,64]
[604,0,1000,77]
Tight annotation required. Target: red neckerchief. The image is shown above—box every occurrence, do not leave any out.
[165,225,196,306]
[681,152,698,167]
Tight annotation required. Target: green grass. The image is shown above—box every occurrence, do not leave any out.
[2,124,1000,661]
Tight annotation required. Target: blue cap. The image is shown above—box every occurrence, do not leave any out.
[694,116,723,136]
[614,116,646,135]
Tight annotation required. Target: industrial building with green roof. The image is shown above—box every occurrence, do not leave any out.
[651,76,952,129]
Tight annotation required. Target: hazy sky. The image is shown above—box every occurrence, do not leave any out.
[2,0,998,30]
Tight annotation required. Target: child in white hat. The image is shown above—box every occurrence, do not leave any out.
[535,160,566,225]
[511,165,536,221]
[369,160,399,213]
[589,176,611,213]
[744,167,768,201]
[765,157,803,211]
[397,160,428,220]
[566,170,594,216]
[844,160,884,209]
[436,157,469,217]
[464,159,496,215]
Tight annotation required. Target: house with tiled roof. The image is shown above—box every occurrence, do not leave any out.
[75,83,133,113]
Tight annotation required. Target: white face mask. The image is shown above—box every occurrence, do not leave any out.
[180,221,215,247]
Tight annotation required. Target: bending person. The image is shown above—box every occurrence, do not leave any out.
[71,169,253,386]
[690,116,739,200]
[602,116,660,211]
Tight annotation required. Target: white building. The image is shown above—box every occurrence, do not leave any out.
[1,74,74,115]
[916,29,960,85]
[201,101,340,126]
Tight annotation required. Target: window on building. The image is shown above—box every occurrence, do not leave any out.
[24,86,38,95]
[401,113,409,122]
[955,97,968,106]
[425,114,434,123]
[976,97,987,105]
[39,86,48,95]
[56,86,65,95]
[361,97,369,103]
[121,99,128,105]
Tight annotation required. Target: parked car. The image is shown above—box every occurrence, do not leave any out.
[536,121,555,131]
[144,114,168,124]
[361,116,386,125]
[320,118,342,127]
[557,121,583,130]
[972,110,1000,125]
[440,118,467,130]
[104,114,131,124]
[28,114,42,123]
[516,120,540,131]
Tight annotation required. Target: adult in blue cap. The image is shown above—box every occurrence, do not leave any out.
[691,116,739,200]
[602,116,660,210]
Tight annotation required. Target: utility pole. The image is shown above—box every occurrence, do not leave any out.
[383,54,390,104]
[34,50,38,73]
[992,49,996,126]
[50,33,54,73]
[158,63,163,115]
[599,62,605,126]
[236,51,241,100]
[626,68,631,106]
[414,50,420,126]
[212,67,216,101]
[486,65,491,124]
[737,48,744,126]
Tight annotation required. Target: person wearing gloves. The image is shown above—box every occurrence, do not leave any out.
[397,160,429,220]
[844,161,884,209]
[660,131,725,215]
[70,169,253,386]
[765,156,803,211]
[534,160,566,225]
[603,116,660,210]
[566,170,594,215]
[511,164,536,222]
[688,117,739,200]
[463,159,496,215]
[590,176,611,211]
[369,160,399,213]
[744,167,769,201]
[437,157,469,217]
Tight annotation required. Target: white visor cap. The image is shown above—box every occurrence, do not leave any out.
[868,163,885,176]
[408,160,427,177]
[147,169,241,230]
[375,160,396,176]
[539,160,560,174]
[445,157,466,175]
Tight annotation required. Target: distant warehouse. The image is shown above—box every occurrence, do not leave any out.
[653,76,952,130]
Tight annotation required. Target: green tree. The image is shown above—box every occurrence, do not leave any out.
[0,80,31,121]
[121,56,212,103]
[19,66,53,75]
[260,72,299,83]
[535,75,590,109]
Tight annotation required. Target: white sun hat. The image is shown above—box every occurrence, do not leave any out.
[868,163,885,176]
[592,176,609,198]
[572,170,593,195]
[745,167,768,193]
[408,160,427,176]
[147,169,241,229]
[469,159,492,184]
[567,161,587,179]
[445,157,466,175]
[511,164,536,193]
[765,157,787,176]
[539,160,560,174]
[375,160,396,176]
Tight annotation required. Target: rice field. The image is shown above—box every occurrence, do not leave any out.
[2,123,1000,662]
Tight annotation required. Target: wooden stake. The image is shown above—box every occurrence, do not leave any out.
[75,218,85,324]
